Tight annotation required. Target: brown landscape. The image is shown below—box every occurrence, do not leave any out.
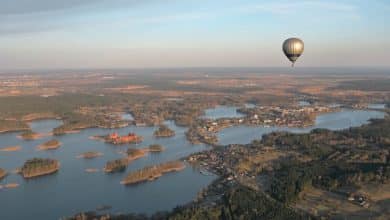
[0,69,389,220]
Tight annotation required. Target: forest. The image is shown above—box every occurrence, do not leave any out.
[68,185,314,220]
[20,158,60,178]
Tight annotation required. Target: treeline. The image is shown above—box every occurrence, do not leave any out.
[0,94,133,134]
[258,118,390,204]
[104,159,128,173]
[67,186,314,220]
[53,112,111,135]
[121,161,184,185]
[0,94,118,119]
[269,160,390,204]
[261,118,390,160]
[154,125,175,137]
[342,118,390,145]
[333,79,390,92]
[261,129,336,159]
[169,186,312,220]
[20,158,59,178]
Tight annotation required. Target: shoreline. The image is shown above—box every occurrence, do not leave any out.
[120,161,186,185]
[0,128,29,134]
[17,132,51,140]
[126,149,148,163]
[76,152,104,159]
[21,162,60,179]
[36,140,61,151]
[0,146,22,152]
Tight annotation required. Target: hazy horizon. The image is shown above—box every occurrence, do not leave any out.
[1,66,390,77]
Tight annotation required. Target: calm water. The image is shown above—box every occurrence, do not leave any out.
[121,113,134,120]
[244,103,256,108]
[202,106,244,120]
[298,101,311,106]
[0,108,386,219]
[0,120,214,220]
[368,103,386,110]
[218,109,386,145]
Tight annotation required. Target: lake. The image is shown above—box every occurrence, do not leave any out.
[217,109,386,145]
[0,107,386,219]
[368,103,386,110]
[202,105,244,120]
[0,120,215,220]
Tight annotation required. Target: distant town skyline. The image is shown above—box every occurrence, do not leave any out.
[0,0,388,69]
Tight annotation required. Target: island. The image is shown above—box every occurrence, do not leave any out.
[104,148,148,173]
[147,144,165,152]
[126,148,147,162]
[85,168,100,173]
[19,158,60,178]
[37,139,61,151]
[153,125,175,137]
[0,146,21,152]
[120,161,185,185]
[99,132,143,145]
[77,151,103,159]
[104,158,128,173]
[0,168,7,180]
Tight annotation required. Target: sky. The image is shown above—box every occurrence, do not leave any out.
[0,0,389,69]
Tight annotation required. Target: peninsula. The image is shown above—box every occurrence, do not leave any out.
[20,158,60,178]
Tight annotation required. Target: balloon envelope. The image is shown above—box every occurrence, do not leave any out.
[283,38,304,66]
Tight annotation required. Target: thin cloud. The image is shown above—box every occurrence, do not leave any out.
[0,0,102,15]
[0,0,159,15]
[239,1,360,19]
[0,0,165,36]
[138,12,214,24]
[0,0,365,36]
[135,1,362,25]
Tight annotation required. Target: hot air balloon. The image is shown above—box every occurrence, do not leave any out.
[283,38,304,67]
